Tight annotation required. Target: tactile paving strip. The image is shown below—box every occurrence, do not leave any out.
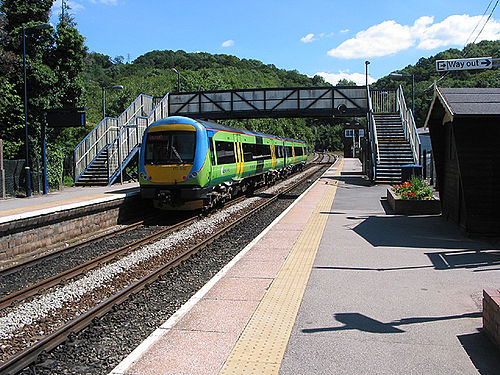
[219,160,343,375]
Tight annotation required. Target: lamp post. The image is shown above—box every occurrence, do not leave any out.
[389,72,415,115]
[22,22,52,197]
[171,68,180,92]
[365,61,370,87]
[102,85,124,119]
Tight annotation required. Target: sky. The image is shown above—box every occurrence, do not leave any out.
[50,0,500,85]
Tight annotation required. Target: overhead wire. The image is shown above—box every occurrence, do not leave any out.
[426,0,499,91]
[463,0,494,49]
[471,0,499,44]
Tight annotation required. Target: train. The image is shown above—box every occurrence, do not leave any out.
[138,116,308,210]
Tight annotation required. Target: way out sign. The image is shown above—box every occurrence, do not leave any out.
[436,57,492,72]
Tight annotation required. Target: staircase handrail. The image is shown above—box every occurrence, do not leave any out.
[105,93,170,184]
[395,85,420,164]
[73,94,154,181]
[366,87,380,181]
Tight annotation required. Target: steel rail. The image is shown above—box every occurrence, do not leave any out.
[0,218,153,277]
[0,162,334,375]
[0,216,196,310]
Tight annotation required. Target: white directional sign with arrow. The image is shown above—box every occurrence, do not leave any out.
[436,57,493,72]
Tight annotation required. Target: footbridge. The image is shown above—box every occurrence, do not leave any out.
[168,86,368,119]
[73,85,418,186]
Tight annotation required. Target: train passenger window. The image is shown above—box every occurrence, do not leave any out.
[254,144,271,160]
[215,141,236,164]
[145,131,195,165]
[294,146,303,156]
[285,146,293,157]
[242,143,255,162]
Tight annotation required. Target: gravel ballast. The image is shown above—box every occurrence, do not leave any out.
[15,166,329,374]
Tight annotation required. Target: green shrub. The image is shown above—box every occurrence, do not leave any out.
[392,176,434,200]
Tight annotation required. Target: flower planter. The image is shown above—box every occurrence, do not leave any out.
[387,188,441,215]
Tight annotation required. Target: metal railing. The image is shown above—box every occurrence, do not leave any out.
[395,85,420,163]
[73,94,156,182]
[366,87,379,180]
[106,93,170,184]
[370,89,397,113]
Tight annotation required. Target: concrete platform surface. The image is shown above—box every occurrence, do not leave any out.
[280,158,500,374]
[0,182,139,220]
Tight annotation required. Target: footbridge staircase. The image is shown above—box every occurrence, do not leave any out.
[366,86,420,184]
[73,94,169,186]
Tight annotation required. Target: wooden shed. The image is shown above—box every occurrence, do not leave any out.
[425,87,500,236]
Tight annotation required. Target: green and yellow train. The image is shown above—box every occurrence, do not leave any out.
[139,116,308,210]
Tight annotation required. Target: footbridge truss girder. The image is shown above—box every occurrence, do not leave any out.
[168,86,369,119]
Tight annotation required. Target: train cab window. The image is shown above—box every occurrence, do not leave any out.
[215,141,236,164]
[145,131,195,165]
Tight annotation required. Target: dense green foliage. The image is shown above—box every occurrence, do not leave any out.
[373,40,500,127]
[0,0,86,185]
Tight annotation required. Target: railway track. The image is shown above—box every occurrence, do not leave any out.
[0,157,339,374]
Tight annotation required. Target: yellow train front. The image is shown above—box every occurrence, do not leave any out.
[139,116,307,210]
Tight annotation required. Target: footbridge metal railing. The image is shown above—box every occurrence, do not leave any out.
[106,94,169,184]
[366,87,380,180]
[73,93,169,184]
[395,85,420,163]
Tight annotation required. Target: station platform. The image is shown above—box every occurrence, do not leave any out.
[0,182,139,223]
[109,158,500,375]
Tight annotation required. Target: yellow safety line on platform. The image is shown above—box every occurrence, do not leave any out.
[218,159,344,375]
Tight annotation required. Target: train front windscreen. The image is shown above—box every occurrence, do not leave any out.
[145,131,196,165]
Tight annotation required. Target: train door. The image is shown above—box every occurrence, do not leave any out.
[208,136,216,179]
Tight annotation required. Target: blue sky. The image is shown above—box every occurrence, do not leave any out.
[50,0,500,85]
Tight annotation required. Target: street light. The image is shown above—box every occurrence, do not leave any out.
[390,72,415,115]
[365,61,370,87]
[23,22,52,197]
[102,85,124,119]
[171,68,180,92]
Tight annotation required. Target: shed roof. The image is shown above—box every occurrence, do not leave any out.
[436,87,500,117]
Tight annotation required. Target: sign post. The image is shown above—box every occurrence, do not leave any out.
[43,108,86,194]
[436,57,493,72]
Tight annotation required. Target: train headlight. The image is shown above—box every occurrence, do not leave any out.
[139,172,147,180]
[190,171,198,178]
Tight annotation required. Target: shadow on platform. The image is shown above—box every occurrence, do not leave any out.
[302,312,500,374]
[302,311,482,335]
[458,331,500,375]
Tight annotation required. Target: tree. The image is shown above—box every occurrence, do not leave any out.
[337,78,356,86]
[0,0,87,190]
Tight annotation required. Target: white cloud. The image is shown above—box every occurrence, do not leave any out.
[327,14,500,59]
[314,71,376,86]
[222,39,235,47]
[301,33,316,43]
[328,20,414,58]
[301,32,335,43]
[340,29,349,33]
